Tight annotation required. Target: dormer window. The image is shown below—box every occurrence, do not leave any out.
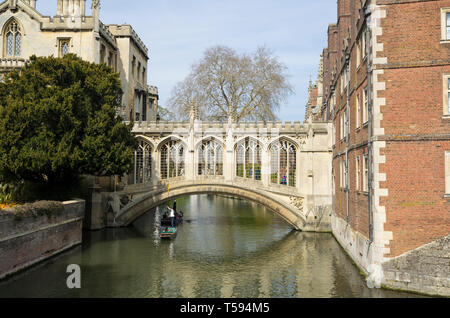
[4,20,21,57]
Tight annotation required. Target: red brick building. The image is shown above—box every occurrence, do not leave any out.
[313,0,450,295]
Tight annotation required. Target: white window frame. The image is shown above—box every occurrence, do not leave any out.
[363,86,368,124]
[340,113,344,141]
[446,151,450,196]
[356,155,361,191]
[356,39,361,69]
[356,93,361,129]
[363,154,369,193]
[443,74,450,117]
[344,107,349,139]
[361,29,367,60]
[441,8,450,42]
[344,159,348,189]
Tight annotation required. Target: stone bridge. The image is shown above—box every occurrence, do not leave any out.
[88,118,333,232]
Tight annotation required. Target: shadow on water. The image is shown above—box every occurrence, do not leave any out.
[0,194,427,298]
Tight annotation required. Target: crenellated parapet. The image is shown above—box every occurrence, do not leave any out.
[132,120,329,135]
[107,24,149,59]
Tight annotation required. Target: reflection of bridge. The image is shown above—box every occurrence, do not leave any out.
[90,118,333,232]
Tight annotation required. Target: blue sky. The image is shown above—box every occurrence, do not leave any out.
[36,0,337,122]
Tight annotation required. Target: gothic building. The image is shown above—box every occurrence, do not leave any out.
[304,55,324,122]
[0,0,158,121]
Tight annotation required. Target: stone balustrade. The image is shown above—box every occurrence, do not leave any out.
[0,57,27,70]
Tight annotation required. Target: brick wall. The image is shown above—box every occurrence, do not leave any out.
[0,200,85,280]
[378,0,450,258]
[321,0,450,296]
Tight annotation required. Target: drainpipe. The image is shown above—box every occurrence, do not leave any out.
[365,5,374,242]
[345,54,350,225]
[328,86,335,222]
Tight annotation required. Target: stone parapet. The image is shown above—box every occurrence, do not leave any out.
[131,120,330,135]
[0,57,27,71]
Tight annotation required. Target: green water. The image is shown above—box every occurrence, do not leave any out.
[0,194,421,298]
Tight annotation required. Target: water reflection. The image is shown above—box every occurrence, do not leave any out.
[0,194,423,298]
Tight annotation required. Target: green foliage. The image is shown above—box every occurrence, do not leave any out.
[0,54,137,186]
[11,177,90,203]
[12,201,64,221]
[0,183,13,204]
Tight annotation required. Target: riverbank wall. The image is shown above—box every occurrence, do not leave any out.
[332,214,450,297]
[0,200,85,280]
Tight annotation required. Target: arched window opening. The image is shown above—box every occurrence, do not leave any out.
[198,139,223,176]
[4,20,21,57]
[161,140,185,179]
[270,140,297,187]
[134,140,152,184]
[235,138,262,181]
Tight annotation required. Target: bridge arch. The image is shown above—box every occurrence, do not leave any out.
[156,135,188,151]
[194,135,225,150]
[234,136,266,151]
[269,136,301,150]
[135,135,157,150]
[114,182,306,230]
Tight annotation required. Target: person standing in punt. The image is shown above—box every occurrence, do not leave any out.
[167,205,176,228]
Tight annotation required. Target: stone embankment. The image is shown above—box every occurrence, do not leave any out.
[0,200,85,280]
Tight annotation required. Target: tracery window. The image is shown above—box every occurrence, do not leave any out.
[235,138,261,181]
[59,39,70,57]
[161,140,185,179]
[198,139,223,176]
[270,139,297,187]
[4,20,21,57]
[134,139,152,184]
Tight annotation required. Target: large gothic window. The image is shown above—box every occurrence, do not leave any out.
[160,140,185,179]
[4,20,21,57]
[134,139,152,184]
[198,139,223,176]
[236,138,262,181]
[270,139,297,187]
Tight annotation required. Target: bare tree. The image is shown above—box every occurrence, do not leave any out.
[168,46,294,122]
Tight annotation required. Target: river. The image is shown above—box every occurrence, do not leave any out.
[0,194,422,298]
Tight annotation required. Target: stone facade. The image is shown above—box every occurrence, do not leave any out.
[314,0,450,296]
[0,0,157,121]
[86,119,334,233]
